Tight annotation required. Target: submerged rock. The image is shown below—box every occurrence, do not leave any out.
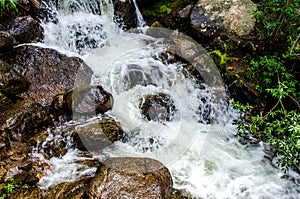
[140,93,176,122]
[3,45,93,106]
[86,157,174,198]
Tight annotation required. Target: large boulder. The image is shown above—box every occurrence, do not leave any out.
[3,45,93,106]
[191,0,256,38]
[190,5,221,39]
[86,157,174,198]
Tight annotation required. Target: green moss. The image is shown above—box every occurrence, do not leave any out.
[141,0,197,31]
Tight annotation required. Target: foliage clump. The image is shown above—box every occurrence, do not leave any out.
[233,0,300,172]
[0,178,28,199]
[0,0,19,20]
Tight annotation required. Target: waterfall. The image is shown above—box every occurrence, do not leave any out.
[132,0,146,27]
[35,0,300,198]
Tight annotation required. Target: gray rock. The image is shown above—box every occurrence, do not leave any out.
[190,5,221,38]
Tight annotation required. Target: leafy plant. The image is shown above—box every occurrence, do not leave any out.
[253,0,300,51]
[0,0,19,20]
[236,54,300,171]
[0,178,23,199]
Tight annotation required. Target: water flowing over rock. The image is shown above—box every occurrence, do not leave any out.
[140,93,176,122]
[3,45,93,106]
[86,157,174,198]
[3,16,44,44]
[113,0,137,29]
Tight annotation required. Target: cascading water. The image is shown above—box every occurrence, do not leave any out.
[33,0,300,198]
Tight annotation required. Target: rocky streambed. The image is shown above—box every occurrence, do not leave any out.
[1,0,299,198]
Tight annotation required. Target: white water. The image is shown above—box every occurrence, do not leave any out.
[35,0,300,198]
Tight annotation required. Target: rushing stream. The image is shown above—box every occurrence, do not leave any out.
[32,0,300,198]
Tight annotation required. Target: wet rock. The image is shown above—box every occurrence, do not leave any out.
[16,0,58,23]
[8,141,30,162]
[113,0,137,29]
[190,5,221,39]
[0,131,9,160]
[3,158,32,184]
[3,45,93,106]
[46,178,90,199]
[121,64,162,91]
[63,85,114,116]
[140,93,176,122]
[30,159,51,181]
[86,157,173,198]
[4,16,44,44]
[181,64,205,87]
[9,187,43,199]
[42,139,67,158]
[70,118,124,151]
[0,31,15,52]
[228,79,261,106]
[0,101,53,142]
[0,60,30,96]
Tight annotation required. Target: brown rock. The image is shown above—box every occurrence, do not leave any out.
[3,45,93,106]
[0,31,15,52]
[69,118,124,151]
[9,187,43,199]
[140,93,177,122]
[86,157,174,198]
[5,16,44,44]
[63,85,114,116]
[0,60,30,96]
[0,101,53,142]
